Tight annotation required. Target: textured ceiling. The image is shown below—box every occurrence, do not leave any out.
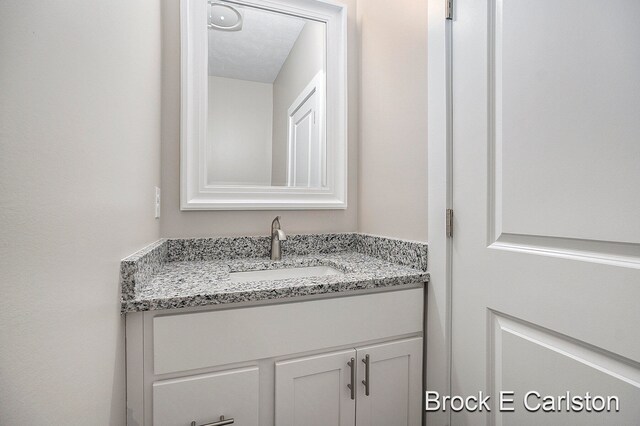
[208,5,306,83]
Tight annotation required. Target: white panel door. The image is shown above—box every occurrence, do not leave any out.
[293,106,313,186]
[355,338,423,426]
[152,367,259,426]
[275,349,356,426]
[287,76,323,188]
[451,0,640,425]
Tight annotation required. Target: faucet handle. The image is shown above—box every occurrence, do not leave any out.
[275,229,287,241]
[271,215,281,229]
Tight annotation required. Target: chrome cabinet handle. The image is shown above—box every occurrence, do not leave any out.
[347,357,356,400]
[191,415,234,426]
[362,354,370,396]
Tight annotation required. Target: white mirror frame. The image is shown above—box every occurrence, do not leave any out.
[180,0,347,210]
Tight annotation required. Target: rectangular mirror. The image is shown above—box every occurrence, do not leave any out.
[181,0,347,210]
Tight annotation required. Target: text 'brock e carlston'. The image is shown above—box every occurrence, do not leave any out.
[425,391,620,413]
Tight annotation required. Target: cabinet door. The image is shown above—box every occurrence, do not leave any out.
[356,337,423,426]
[275,349,356,426]
[153,366,259,426]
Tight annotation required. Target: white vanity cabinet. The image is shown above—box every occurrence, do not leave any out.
[153,367,259,426]
[275,338,423,426]
[354,338,423,425]
[275,349,356,426]
[126,286,424,426]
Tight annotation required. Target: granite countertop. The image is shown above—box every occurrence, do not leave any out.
[121,233,429,313]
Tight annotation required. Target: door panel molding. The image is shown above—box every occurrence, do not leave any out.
[486,0,640,268]
[489,310,640,425]
[490,233,640,269]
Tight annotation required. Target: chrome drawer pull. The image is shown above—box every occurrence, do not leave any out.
[346,357,356,400]
[191,415,234,426]
[362,354,370,396]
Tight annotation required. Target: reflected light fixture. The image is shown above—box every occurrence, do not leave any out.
[208,1,243,31]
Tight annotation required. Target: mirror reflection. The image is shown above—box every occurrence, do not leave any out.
[207,2,327,188]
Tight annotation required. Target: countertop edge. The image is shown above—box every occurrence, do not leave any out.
[122,273,429,313]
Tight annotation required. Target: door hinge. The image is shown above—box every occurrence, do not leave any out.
[446,208,453,238]
[446,0,453,20]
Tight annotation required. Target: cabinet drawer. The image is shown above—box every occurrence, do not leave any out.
[153,288,423,374]
[153,367,259,426]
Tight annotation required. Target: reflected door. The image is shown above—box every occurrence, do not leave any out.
[287,74,324,187]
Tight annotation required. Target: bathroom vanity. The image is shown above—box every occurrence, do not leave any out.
[122,234,428,426]
[126,0,429,422]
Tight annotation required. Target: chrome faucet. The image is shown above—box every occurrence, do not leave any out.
[270,216,287,261]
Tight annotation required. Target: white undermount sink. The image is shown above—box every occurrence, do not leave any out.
[229,266,343,283]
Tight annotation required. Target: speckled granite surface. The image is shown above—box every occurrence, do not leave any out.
[121,233,428,313]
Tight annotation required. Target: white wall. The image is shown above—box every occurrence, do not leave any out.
[0,0,431,422]
[208,76,273,185]
[0,0,161,424]
[357,0,429,241]
[271,21,326,185]
[161,0,358,237]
